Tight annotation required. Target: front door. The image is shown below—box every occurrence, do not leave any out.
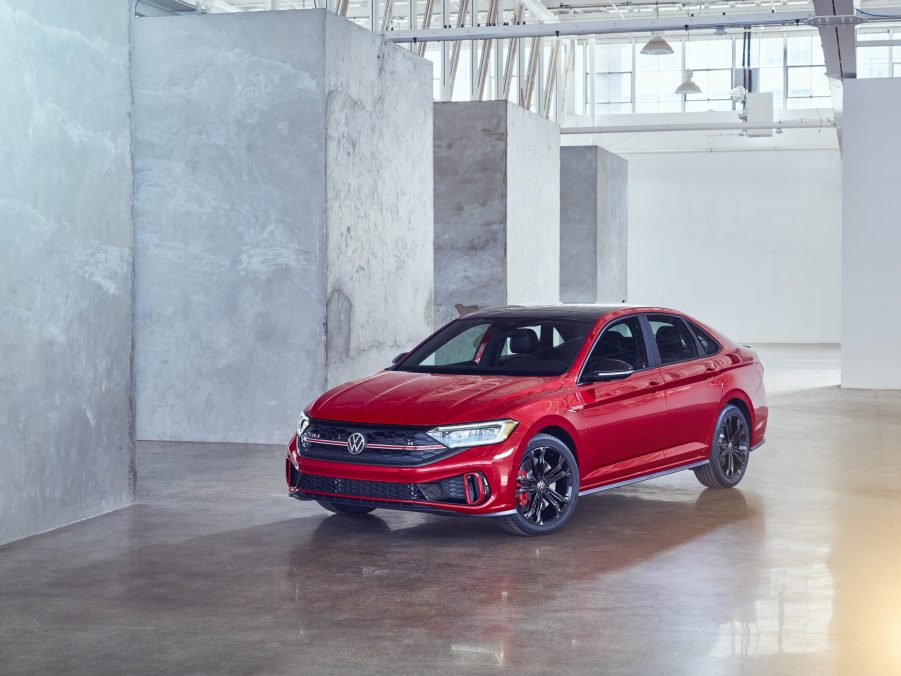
[570,316,668,486]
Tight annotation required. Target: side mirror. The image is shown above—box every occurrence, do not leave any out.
[391,352,408,365]
[582,358,634,383]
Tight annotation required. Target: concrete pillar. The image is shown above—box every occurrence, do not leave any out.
[433,101,560,326]
[560,146,628,304]
[0,0,135,544]
[841,78,901,388]
[133,10,434,443]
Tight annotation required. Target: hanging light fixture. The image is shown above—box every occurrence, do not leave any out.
[640,34,674,55]
[675,70,702,95]
[641,1,674,55]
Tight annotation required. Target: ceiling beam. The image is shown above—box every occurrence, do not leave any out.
[384,10,818,42]
[812,0,857,79]
[561,118,836,133]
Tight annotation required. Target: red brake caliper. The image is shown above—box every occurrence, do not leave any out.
[516,468,529,508]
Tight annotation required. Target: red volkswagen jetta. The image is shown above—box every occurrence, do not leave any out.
[286,305,767,536]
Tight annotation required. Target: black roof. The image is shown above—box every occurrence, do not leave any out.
[464,304,642,321]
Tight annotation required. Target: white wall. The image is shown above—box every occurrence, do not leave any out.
[627,149,841,344]
[841,78,901,389]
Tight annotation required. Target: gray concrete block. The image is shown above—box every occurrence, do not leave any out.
[560,146,628,304]
[133,10,433,443]
[433,101,560,326]
[0,0,135,545]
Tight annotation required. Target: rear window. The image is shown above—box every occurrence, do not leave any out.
[396,317,593,376]
[688,321,721,356]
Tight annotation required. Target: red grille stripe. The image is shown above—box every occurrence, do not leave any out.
[301,436,445,451]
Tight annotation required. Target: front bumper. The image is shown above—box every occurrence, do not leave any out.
[285,432,522,516]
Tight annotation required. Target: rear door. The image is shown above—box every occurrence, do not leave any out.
[571,315,667,485]
[644,314,724,464]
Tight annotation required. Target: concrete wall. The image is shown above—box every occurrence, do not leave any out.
[323,17,434,387]
[433,102,508,326]
[842,78,901,388]
[627,149,841,344]
[434,101,560,326]
[505,104,561,307]
[560,147,599,303]
[0,0,135,544]
[597,147,628,303]
[133,10,433,443]
[560,146,628,304]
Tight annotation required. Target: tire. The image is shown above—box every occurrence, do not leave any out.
[316,500,376,516]
[498,433,580,536]
[694,404,751,489]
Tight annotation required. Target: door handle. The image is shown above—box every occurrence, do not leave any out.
[649,380,660,387]
[705,366,717,373]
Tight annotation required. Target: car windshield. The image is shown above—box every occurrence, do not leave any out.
[395,316,594,376]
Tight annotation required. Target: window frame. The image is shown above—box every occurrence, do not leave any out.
[642,313,707,368]
[576,314,653,384]
[686,319,722,357]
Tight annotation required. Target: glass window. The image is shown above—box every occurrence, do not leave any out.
[596,102,633,114]
[635,69,682,112]
[398,317,593,376]
[687,39,732,71]
[758,37,785,68]
[584,317,649,372]
[648,315,699,365]
[596,72,632,104]
[787,35,824,66]
[858,38,891,79]
[758,66,785,106]
[688,321,721,356]
[596,43,633,72]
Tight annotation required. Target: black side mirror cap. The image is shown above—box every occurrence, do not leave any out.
[582,359,634,383]
[391,352,408,365]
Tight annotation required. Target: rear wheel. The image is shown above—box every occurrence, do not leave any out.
[498,434,579,536]
[316,500,376,516]
[694,404,750,489]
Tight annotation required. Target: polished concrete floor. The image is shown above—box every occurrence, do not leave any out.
[2,345,901,675]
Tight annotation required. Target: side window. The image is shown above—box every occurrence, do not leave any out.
[688,321,721,356]
[585,317,649,372]
[648,315,699,365]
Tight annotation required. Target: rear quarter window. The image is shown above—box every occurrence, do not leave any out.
[688,321,721,356]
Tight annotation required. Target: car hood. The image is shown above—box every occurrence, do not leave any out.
[309,369,562,427]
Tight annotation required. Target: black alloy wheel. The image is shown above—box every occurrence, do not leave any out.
[694,404,751,489]
[498,433,579,536]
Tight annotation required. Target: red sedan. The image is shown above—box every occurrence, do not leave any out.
[286,305,767,536]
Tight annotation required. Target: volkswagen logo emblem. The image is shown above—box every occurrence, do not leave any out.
[346,432,366,455]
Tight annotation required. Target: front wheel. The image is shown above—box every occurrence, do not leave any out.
[694,404,750,489]
[316,500,376,516]
[498,433,579,536]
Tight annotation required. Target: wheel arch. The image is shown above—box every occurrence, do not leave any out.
[526,417,581,467]
[721,390,753,428]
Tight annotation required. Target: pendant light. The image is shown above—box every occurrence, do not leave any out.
[640,3,674,55]
[675,70,702,95]
[641,34,674,56]
[675,29,701,95]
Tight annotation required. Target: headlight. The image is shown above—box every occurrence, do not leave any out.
[426,420,518,449]
[296,410,310,439]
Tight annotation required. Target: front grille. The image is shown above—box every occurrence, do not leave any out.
[297,473,426,502]
[299,419,453,466]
